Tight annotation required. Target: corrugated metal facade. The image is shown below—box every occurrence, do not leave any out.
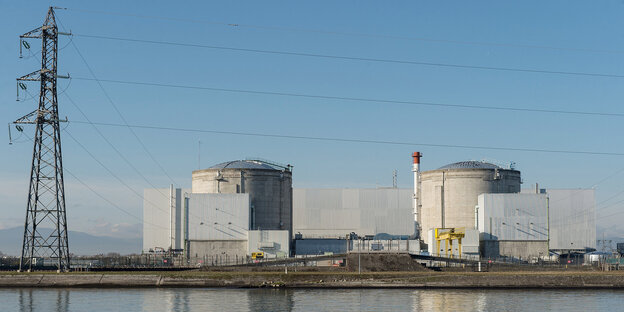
[546,189,596,250]
[293,188,413,237]
[143,188,188,252]
[478,193,548,241]
[187,193,250,241]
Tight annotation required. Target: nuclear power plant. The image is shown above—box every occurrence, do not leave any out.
[143,153,596,265]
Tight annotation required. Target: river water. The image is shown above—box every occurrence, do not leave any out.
[2,288,621,311]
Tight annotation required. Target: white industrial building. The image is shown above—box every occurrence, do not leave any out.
[144,189,291,263]
[143,187,188,253]
[416,154,597,260]
[475,189,596,259]
[477,193,549,259]
[143,154,598,263]
[536,188,596,252]
[143,159,292,264]
[293,188,414,238]
[187,193,250,260]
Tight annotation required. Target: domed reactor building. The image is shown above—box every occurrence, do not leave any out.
[192,160,293,236]
[419,160,521,235]
[143,159,294,264]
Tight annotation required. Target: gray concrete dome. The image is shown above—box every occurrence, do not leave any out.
[209,160,280,170]
[438,161,502,170]
[192,159,293,238]
[419,160,521,237]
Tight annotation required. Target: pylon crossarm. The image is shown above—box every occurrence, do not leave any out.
[13,110,38,124]
[17,70,42,82]
[20,27,43,39]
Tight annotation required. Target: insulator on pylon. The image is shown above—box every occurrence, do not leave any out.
[8,124,12,145]
[19,40,30,59]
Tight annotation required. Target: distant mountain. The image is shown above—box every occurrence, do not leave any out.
[0,227,141,256]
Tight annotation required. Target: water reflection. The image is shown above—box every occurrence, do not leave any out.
[18,289,33,312]
[56,289,69,312]
[17,288,69,312]
[4,288,624,311]
[248,289,294,312]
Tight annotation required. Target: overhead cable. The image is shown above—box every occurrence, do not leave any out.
[74,33,624,79]
[21,133,167,230]
[64,8,624,55]
[64,129,174,219]
[70,77,624,118]
[68,120,624,157]
[64,28,179,186]
[63,93,185,203]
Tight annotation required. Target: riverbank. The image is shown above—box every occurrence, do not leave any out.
[2,271,624,288]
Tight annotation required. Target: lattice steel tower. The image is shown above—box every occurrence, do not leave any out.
[13,7,71,272]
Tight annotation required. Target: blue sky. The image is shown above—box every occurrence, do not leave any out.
[2,1,624,239]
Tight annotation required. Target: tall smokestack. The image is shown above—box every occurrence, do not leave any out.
[412,152,422,239]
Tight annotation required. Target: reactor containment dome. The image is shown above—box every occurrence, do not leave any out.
[192,159,293,238]
[419,160,521,234]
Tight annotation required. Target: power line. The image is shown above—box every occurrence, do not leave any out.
[64,126,204,232]
[20,133,167,230]
[67,120,624,157]
[546,182,624,223]
[60,102,220,230]
[69,77,624,118]
[596,188,624,207]
[63,8,624,55]
[55,18,188,231]
[63,129,173,219]
[15,28,169,231]
[64,167,167,230]
[596,206,624,220]
[63,92,182,202]
[54,11,624,225]
[544,164,624,221]
[63,129,213,233]
[546,160,624,223]
[73,33,624,80]
[27,33,221,233]
[66,111,624,219]
[59,19,179,187]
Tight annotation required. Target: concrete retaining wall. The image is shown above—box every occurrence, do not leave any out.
[3,272,624,288]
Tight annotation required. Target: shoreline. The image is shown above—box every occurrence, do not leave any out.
[2,271,624,289]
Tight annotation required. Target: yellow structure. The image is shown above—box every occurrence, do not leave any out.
[251,252,264,260]
[434,228,465,259]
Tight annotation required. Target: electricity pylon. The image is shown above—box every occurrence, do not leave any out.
[13,7,71,272]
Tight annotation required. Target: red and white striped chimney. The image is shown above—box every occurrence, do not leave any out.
[412,152,422,238]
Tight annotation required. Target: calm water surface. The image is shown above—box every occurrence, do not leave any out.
[2,288,622,311]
